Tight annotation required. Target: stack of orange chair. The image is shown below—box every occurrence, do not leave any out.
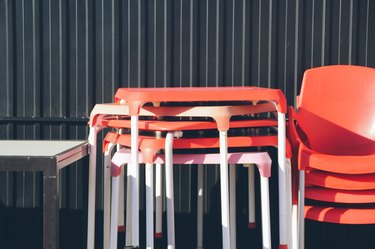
[288,65,375,249]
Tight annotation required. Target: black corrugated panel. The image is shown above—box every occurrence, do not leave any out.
[0,0,375,248]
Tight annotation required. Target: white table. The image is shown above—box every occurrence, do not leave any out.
[0,140,89,249]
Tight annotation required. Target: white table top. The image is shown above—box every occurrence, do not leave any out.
[0,140,87,157]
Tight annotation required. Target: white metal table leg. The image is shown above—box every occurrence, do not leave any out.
[130,116,140,246]
[260,175,271,249]
[129,116,139,246]
[247,164,256,229]
[118,168,125,232]
[197,164,204,249]
[165,132,175,249]
[155,131,163,239]
[219,130,231,249]
[229,164,236,249]
[277,112,288,249]
[125,163,132,246]
[104,143,115,249]
[146,163,154,249]
[155,162,163,238]
[110,171,121,249]
[87,127,99,249]
[117,130,125,234]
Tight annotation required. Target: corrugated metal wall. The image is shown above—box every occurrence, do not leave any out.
[0,0,375,248]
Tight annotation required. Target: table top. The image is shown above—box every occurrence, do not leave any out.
[0,140,87,157]
[114,86,286,115]
[0,140,88,171]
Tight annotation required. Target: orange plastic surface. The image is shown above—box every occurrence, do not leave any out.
[298,142,375,174]
[304,205,375,224]
[290,65,375,226]
[296,65,375,155]
[114,87,286,115]
[305,186,375,203]
[305,170,375,190]
[90,102,277,131]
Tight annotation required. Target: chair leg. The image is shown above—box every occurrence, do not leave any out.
[292,203,298,249]
[277,112,288,249]
[229,164,237,249]
[104,143,115,249]
[165,132,175,249]
[197,164,204,249]
[247,164,256,229]
[219,130,231,249]
[286,159,293,249]
[298,170,305,249]
[260,176,271,249]
[155,162,163,239]
[146,163,154,249]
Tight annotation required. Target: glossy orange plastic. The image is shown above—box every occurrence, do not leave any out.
[305,186,375,203]
[103,132,292,163]
[114,86,287,115]
[101,118,278,131]
[297,65,375,155]
[304,206,375,224]
[289,65,375,225]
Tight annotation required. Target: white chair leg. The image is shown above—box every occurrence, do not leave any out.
[155,162,163,239]
[165,132,175,249]
[229,164,236,249]
[286,158,293,249]
[104,143,115,249]
[197,164,204,249]
[219,130,231,249]
[277,112,288,248]
[146,163,154,249]
[110,174,120,249]
[247,164,256,229]
[298,170,305,249]
[292,203,298,249]
[260,176,271,249]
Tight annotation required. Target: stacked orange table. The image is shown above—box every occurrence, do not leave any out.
[87,87,291,249]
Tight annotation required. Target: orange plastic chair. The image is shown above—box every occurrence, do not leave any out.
[288,65,375,249]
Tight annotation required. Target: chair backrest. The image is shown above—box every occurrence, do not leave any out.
[296,65,375,154]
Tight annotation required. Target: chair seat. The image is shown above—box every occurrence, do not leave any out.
[305,170,375,190]
[305,205,375,224]
[300,146,375,174]
[305,186,375,203]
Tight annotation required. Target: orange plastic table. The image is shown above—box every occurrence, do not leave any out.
[112,87,289,249]
[87,102,281,249]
